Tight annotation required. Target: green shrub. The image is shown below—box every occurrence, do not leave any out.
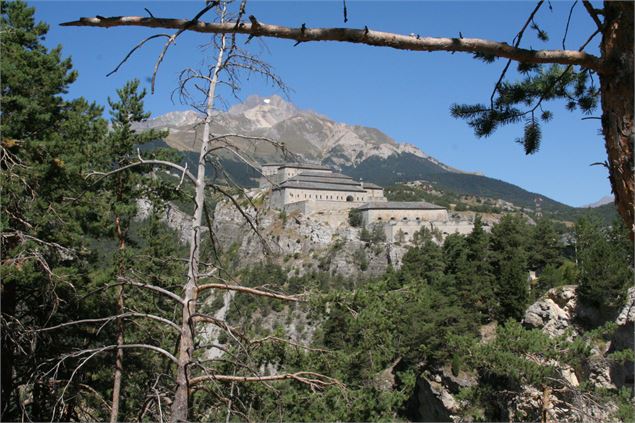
[348,208,363,227]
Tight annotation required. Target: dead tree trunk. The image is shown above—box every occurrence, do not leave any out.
[599,1,634,237]
[110,216,126,423]
[170,29,227,423]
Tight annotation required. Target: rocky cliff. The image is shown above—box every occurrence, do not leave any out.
[407,286,635,422]
[211,192,407,278]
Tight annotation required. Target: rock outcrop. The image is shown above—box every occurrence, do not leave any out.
[211,195,407,278]
[521,285,635,421]
[523,285,579,337]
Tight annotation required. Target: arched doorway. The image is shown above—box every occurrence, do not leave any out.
[346,195,354,202]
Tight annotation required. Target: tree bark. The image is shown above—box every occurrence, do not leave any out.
[110,216,126,423]
[599,1,634,238]
[170,30,226,423]
[0,278,16,420]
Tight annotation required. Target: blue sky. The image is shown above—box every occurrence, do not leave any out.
[33,1,609,207]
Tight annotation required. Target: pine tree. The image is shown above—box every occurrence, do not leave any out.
[98,80,167,422]
[576,217,632,314]
[489,214,530,321]
[465,216,497,320]
[527,217,564,273]
[1,2,108,419]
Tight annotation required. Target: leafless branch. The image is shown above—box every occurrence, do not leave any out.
[197,282,304,302]
[562,1,578,50]
[190,371,343,390]
[86,158,198,187]
[107,33,171,77]
[250,335,332,353]
[150,3,216,93]
[191,313,249,344]
[116,277,185,304]
[60,15,605,71]
[582,0,603,30]
[36,312,181,333]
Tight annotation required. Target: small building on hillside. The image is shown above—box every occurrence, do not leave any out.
[357,201,449,243]
[357,201,448,225]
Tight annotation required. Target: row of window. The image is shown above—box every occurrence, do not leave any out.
[377,216,422,222]
[289,192,365,202]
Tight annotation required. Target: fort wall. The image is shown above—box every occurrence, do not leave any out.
[361,208,449,226]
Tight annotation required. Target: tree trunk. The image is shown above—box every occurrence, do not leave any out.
[600,1,634,238]
[1,278,16,421]
[110,216,126,423]
[170,32,226,423]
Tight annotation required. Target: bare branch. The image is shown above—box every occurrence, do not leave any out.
[107,33,171,77]
[59,343,178,365]
[60,16,605,71]
[116,277,185,304]
[191,313,249,344]
[197,282,304,302]
[582,0,603,30]
[86,159,198,186]
[562,1,578,50]
[36,312,181,333]
[250,335,332,353]
[150,3,216,93]
[189,371,343,390]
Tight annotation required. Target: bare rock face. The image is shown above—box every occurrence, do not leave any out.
[608,287,635,390]
[520,285,635,421]
[210,197,406,278]
[136,198,204,244]
[523,285,579,337]
[406,366,477,423]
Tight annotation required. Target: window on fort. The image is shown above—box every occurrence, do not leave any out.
[416,217,421,221]
[377,217,382,221]
[390,217,396,221]
[346,195,354,202]
[402,217,408,221]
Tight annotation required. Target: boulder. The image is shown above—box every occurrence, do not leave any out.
[523,285,579,337]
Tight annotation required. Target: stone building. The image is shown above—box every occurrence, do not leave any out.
[260,162,472,243]
[357,201,449,243]
[260,163,333,187]
[264,163,386,209]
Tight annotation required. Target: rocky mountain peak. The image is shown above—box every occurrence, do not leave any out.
[227,94,299,128]
[147,110,203,128]
[143,94,449,171]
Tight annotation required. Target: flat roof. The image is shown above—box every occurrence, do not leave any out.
[261,162,331,171]
[356,201,446,211]
[298,171,352,179]
[289,175,361,187]
[274,180,366,193]
[362,182,383,189]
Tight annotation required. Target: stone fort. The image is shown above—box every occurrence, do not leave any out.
[260,162,473,243]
